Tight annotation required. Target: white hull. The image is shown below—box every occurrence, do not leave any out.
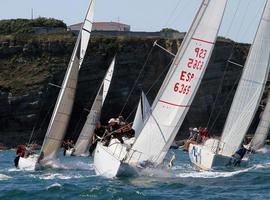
[94,138,138,178]
[94,142,122,178]
[188,139,247,170]
[18,154,39,171]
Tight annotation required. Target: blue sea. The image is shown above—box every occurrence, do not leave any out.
[1,147,270,200]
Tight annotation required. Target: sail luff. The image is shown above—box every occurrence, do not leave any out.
[73,57,115,156]
[127,0,228,165]
[249,95,270,151]
[39,0,96,161]
[220,0,270,157]
[132,91,151,138]
[151,1,209,109]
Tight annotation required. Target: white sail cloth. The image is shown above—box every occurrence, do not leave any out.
[73,57,115,156]
[127,0,228,165]
[132,91,151,138]
[249,95,270,151]
[39,0,96,162]
[220,1,270,157]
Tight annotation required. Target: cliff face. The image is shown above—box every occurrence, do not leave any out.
[0,32,254,147]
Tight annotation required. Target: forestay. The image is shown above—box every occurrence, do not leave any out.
[220,1,270,157]
[39,0,96,162]
[127,0,228,165]
[249,95,270,151]
[132,91,151,138]
[73,57,115,156]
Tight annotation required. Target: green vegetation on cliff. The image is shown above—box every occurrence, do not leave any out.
[0,18,66,35]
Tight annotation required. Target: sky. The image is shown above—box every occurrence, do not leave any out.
[0,0,267,43]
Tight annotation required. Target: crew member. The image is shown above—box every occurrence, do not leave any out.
[89,121,106,155]
[14,144,26,168]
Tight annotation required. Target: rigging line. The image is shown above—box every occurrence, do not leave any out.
[119,44,156,116]
[30,92,58,143]
[164,0,183,28]
[168,0,190,29]
[71,82,101,139]
[27,85,51,145]
[208,70,242,134]
[224,0,242,37]
[205,0,251,128]
[206,45,235,128]
[125,59,174,122]
[234,0,253,42]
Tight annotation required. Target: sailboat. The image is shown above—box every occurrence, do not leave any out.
[94,0,228,178]
[189,0,270,170]
[248,95,270,152]
[17,0,96,170]
[67,57,115,157]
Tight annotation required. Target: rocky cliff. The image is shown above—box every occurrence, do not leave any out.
[0,32,262,147]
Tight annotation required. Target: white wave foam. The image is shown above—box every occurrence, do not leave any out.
[0,174,12,180]
[61,161,94,170]
[176,167,252,178]
[139,167,175,178]
[34,173,96,180]
[253,162,270,170]
[256,147,269,154]
[46,182,62,190]
[8,168,21,172]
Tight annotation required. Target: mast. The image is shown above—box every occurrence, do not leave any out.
[127,0,228,165]
[39,0,96,162]
[73,57,115,156]
[220,0,270,157]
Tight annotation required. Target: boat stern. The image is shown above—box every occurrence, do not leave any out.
[94,142,121,178]
[18,154,39,171]
[189,139,234,170]
[189,143,215,170]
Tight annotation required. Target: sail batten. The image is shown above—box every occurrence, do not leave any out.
[220,0,270,157]
[127,0,228,165]
[39,0,96,162]
[73,57,115,156]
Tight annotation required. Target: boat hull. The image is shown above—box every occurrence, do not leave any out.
[94,142,122,178]
[94,139,138,178]
[189,143,232,170]
[18,154,39,171]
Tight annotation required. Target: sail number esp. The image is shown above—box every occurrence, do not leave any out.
[174,47,207,95]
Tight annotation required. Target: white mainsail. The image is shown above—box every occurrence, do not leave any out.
[249,95,270,151]
[73,57,115,156]
[132,91,151,138]
[127,0,228,165]
[39,0,96,162]
[220,0,270,157]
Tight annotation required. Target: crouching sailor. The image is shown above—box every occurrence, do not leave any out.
[229,144,247,167]
[89,121,106,155]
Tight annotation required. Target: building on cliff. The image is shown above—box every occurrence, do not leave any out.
[68,21,185,39]
[68,21,131,32]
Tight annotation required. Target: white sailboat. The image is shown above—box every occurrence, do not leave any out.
[17,0,96,170]
[189,0,270,170]
[67,57,115,157]
[248,95,270,152]
[94,0,228,178]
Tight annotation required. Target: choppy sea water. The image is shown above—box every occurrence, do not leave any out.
[1,147,270,200]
